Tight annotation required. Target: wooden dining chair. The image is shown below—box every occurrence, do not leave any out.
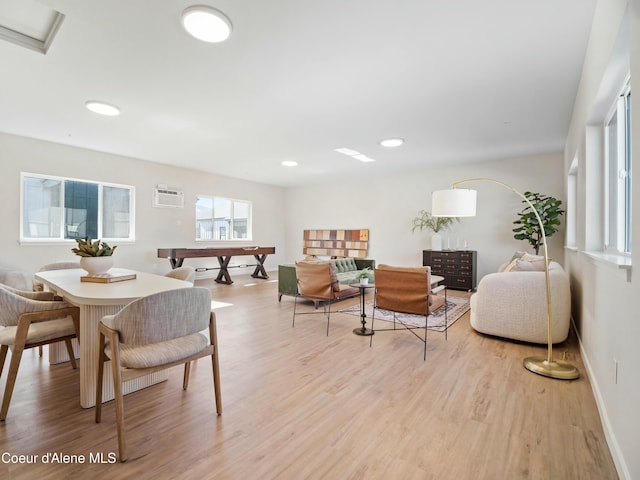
[95,287,221,461]
[0,284,80,420]
[33,261,81,357]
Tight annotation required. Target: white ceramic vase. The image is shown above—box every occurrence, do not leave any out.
[431,233,442,251]
[359,278,369,285]
[80,256,114,275]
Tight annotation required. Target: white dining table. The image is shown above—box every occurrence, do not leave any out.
[34,268,192,408]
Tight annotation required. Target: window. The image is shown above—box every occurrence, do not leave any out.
[604,81,632,253]
[196,196,251,241]
[21,173,135,242]
[566,156,578,249]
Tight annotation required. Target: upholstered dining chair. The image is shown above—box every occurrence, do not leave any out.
[33,261,81,357]
[293,261,359,335]
[95,287,221,462]
[164,266,196,284]
[33,261,82,291]
[370,265,447,360]
[0,283,80,420]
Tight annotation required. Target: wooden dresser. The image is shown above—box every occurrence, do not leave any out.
[422,250,477,291]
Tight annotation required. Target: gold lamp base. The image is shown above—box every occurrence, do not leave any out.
[523,356,580,380]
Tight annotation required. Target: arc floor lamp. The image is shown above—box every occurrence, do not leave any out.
[431,178,579,380]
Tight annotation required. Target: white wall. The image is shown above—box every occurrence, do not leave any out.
[564,1,638,479]
[0,132,287,278]
[283,152,566,280]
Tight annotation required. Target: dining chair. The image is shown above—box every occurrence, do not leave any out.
[293,261,359,335]
[95,287,221,461]
[33,262,82,291]
[33,261,81,357]
[369,265,447,360]
[0,283,80,420]
[164,266,196,284]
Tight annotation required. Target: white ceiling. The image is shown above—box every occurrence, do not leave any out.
[0,0,596,187]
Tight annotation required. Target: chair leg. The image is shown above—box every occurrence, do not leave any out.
[110,352,127,462]
[95,335,106,423]
[211,353,222,416]
[444,289,448,341]
[325,301,332,336]
[0,345,8,377]
[423,307,428,361]
[292,295,298,328]
[39,345,43,357]
[64,339,77,369]
[1,343,25,421]
[423,322,427,361]
[209,312,222,416]
[183,361,191,390]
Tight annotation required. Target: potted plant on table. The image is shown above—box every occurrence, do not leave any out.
[354,267,372,285]
[71,236,117,275]
[411,210,458,250]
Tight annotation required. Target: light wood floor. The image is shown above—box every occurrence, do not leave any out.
[0,275,618,479]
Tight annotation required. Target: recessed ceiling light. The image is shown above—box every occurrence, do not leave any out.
[334,147,360,156]
[334,147,376,162]
[380,138,404,147]
[282,160,298,167]
[352,154,376,163]
[85,101,120,116]
[182,6,232,43]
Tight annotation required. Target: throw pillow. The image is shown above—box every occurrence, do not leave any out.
[510,251,527,261]
[498,251,526,272]
[503,252,548,272]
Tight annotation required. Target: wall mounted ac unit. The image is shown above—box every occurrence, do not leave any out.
[153,185,184,208]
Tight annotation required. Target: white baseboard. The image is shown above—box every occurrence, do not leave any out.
[572,317,630,480]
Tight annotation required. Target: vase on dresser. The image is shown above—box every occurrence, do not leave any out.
[431,233,442,251]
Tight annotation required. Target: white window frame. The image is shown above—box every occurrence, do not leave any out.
[604,80,632,255]
[195,195,252,242]
[566,155,578,249]
[20,172,135,244]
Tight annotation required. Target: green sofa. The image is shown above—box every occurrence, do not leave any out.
[278,258,376,301]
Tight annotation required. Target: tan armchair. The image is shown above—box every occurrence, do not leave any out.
[0,284,80,420]
[370,265,447,360]
[293,261,359,335]
[95,287,221,462]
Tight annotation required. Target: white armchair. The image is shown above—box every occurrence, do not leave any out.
[469,261,571,344]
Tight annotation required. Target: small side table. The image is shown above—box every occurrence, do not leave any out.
[351,282,375,336]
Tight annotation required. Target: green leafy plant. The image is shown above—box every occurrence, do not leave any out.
[411,210,457,233]
[512,192,565,255]
[355,267,372,281]
[71,236,117,257]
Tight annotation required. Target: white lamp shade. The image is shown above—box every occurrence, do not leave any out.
[431,189,477,217]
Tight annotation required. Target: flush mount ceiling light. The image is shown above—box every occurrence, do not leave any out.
[85,101,120,116]
[380,137,404,147]
[334,147,376,163]
[182,6,232,43]
[281,160,298,167]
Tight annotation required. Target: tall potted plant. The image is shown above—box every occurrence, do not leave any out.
[512,192,565,255]
[411,210,457,250]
